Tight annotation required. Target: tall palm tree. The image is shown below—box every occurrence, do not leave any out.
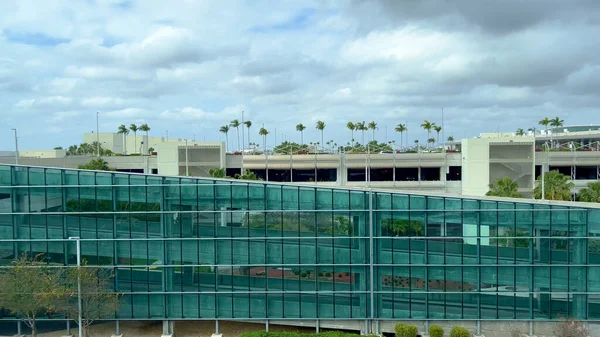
[139,123,150,142]
[219,125,230,152]
[368,121,377,141]
[117,124,129,155]
[447,136,454,142]
[549,116,564,148]
[486,177,522,198]
[427,137,435,148]
[346,122,356,145]
[296,123,306,145]
[356,121,367,144]
[316,121,326,149]
[433,125,442,146]
[533,170,574,201]
[244,120,252,146]
[129,124,139,154]
[515,128,525,136]
[394,123,407,149]
[259,127,269,152]
[230,119,241,151]
[538,117,550,135]
[420,120,434,148]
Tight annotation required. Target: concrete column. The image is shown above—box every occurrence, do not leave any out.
[212,320,222,337]
[111,321,122,337]
[161,321,174,337]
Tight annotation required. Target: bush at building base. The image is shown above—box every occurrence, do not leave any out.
[429,325,444,337]
[450,326,470,337]
[395,323,418,337]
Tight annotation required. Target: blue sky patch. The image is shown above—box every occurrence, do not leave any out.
[251,8,317,33]
[4,30,70,47]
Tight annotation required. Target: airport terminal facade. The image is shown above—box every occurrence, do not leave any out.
[1,164,600,335]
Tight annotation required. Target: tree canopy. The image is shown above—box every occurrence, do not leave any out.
[578,181,600,203]
[533,170,574,201]
[78,159,114,171]
[486,177,522,198]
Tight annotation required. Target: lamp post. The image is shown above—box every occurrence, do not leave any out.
[11,129,19,165]
[96,112,100,157]
[68,237,83,337]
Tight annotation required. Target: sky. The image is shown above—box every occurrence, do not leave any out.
[1,0,600,150]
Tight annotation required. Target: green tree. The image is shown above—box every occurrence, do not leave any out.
[515,128,525,136]
[148,147,155,154]
[550,116,564,129]
[427,137,435,148]
[421,120,434,148]
[234,169,261,180]
[394,123,407,149]
[447,136,454,142]
[219,125,230,152]
[578,181,600,202]
[0,255,56,337]
[208,168,228,178]
[54,264,121,337]
[486,177,522,198]
[117,124,129,155]
[129,124,138,154]
[244,120,252,146]
[355,121,367,144]
[316,120,326,148]
[139,123,151,151]
[54,146,63,150]
[346,122,356,144]
[230,119,241,151]
[296,123,306,145]
[368,121,377,140]
[274,141,307,154]
[534,170,574,201]
[78,159,114,171]
[538,117,550,134]
[433,125,442,146]
[259,127,269,152]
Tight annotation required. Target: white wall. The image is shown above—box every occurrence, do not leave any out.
[461,138,490,196]
[19,149,67,158]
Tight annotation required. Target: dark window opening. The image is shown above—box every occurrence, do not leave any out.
[420,167,441,181]
[535,165,541,179]
[370,168,394,181]
[249,169,266,180]
[395,168,418,181]
[116,168,144,173]
[446,166,462,181]
[347,168,366,182]
[293,169,336,182]
[151,168,158,174]
[548,166,571,176]
[575,166,597,180]
[226,168,241,177]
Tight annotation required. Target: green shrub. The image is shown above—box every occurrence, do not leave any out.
[395,323,418,337]
[450,326,470,337]
[429,325,444,337]
[239,332,362,337]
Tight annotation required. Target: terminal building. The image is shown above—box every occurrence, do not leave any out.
[2,125,600,198]
[0,163,600,337]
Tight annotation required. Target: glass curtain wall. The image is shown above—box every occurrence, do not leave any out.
[0,164,598,321]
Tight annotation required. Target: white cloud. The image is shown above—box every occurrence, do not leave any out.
[103,108,147,118]
[160,104,246,121]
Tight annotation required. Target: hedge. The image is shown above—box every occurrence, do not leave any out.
[450,326,470,337]
[429,325,444,337]
[395,323,418,337]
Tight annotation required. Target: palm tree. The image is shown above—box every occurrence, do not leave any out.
[528,127,537,137]
[447,136,454,142]
[296,123,306,145]
[427,137,435,148]
[244,120,252,146]
[230,119,241,151]
[139,123,150,146]
[129,124,139,154]
[549,116,564,148]
[579,181,600,203]
[533,170,574,201]
[346,122,355,144]
[117,124,129,155]
[356,121,367,144]
[515,128,525,136]
[433,125,442,146]
[486,177,522,198]
[219,125,230,152]
[539,117,550,135]
[368,121,377,141]
[421,120,434,148]
[394,123,407,150]
[259,127,269,152]
[316,121,326,149]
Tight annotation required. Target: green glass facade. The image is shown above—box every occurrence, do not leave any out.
[1,164,600,321]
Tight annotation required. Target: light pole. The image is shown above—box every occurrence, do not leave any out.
[68,237,83,337]
[541,141,548,200]
[96,112,100,157]
[11,128,19,165]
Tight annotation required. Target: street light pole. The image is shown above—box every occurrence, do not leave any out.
[96,112,100,157]
[68,237,83,337]
[185,139,189,176]
[11,128,19,165]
